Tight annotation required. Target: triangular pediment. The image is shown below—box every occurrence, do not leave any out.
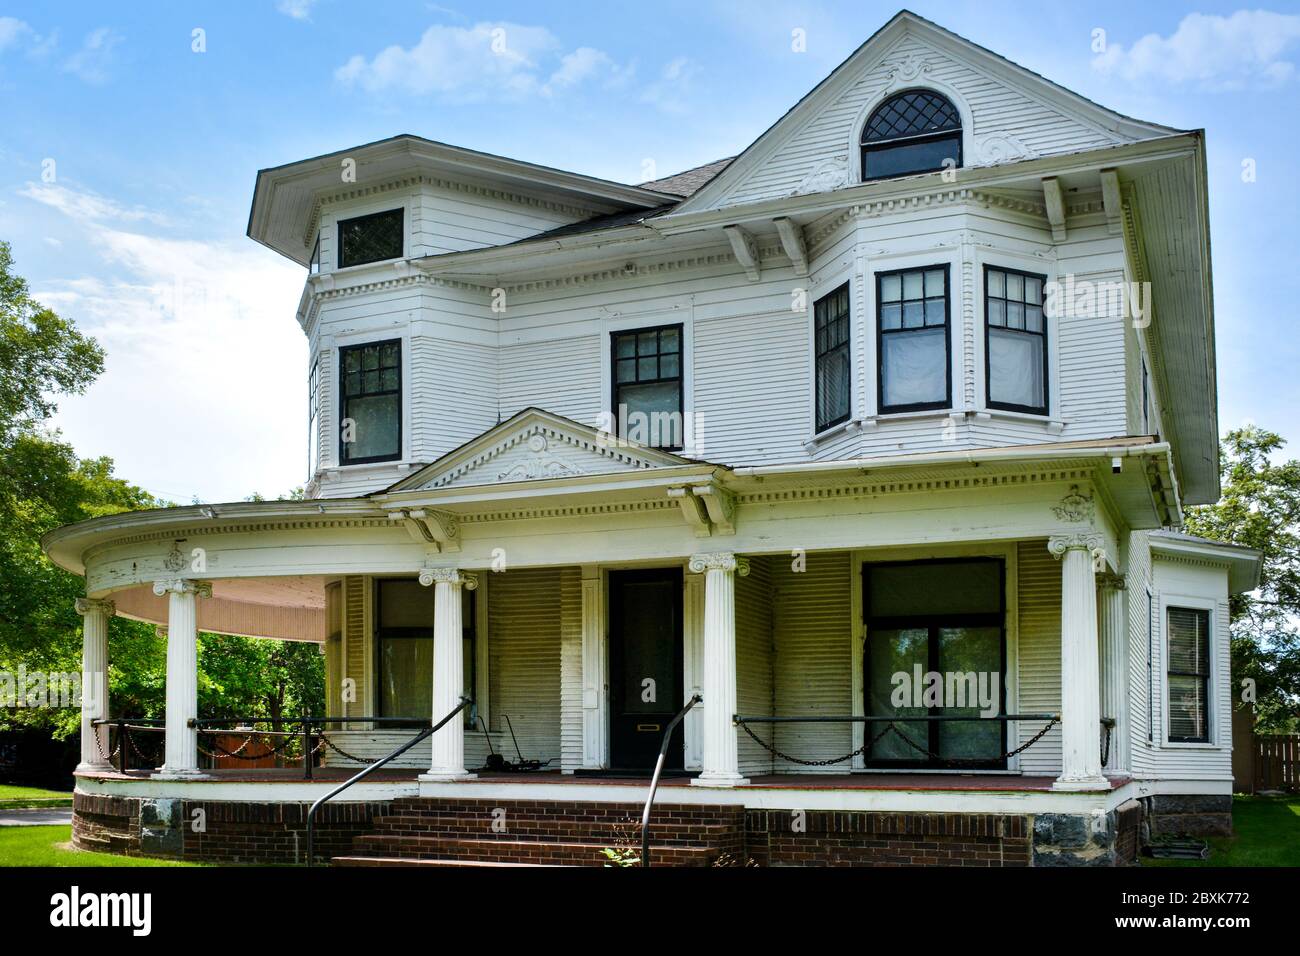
[385,408,698,492]
[675,11,1175,213]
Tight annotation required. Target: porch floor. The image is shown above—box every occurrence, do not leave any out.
[80,767,1125,792]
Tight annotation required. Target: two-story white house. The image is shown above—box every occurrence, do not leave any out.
[48,10,1260,866]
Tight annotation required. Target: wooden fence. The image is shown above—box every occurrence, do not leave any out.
[1255,735,1300,793]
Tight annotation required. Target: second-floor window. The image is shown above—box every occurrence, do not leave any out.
[307,358,319,479]
[1167,606,1211,743]
[814,283,851,432]
[861,89,962,181]
[611,325,683,449]
[877,265,950,413]
[337,208,404,268]
[985,266,1048,415]
[339,340,401,464]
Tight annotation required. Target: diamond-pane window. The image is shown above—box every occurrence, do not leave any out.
[337,208,404,268]
[861,90,962,181]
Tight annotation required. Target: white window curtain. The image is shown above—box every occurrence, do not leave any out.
[882,327,946,407]
[987,328,1044,409]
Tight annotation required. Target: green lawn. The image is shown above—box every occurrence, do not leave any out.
[0,825,198,867]
[1143,795,1300,867]
[0,784,73,808]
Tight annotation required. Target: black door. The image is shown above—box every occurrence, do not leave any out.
[609,568,684,771]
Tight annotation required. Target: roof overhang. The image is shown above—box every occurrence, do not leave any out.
[247,134,680,265]
[1149,532,1262,594]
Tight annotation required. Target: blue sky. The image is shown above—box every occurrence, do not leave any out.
[1,1,1297,502]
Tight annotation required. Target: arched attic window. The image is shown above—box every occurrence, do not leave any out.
[860,89,962,181]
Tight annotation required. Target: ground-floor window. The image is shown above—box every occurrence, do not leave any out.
[863,558,1006,768]
[375,578,475,727]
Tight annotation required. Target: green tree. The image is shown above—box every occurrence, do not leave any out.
[1185,426,1300,730]
[0,240,104,443]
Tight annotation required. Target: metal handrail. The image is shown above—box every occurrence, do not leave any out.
[640,694,701,868]
[734,713,1059,723]
[304,698,471,866]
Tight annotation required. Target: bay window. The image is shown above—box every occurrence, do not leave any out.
[339,339,401,464]
[1167,606,1211,743]
[814,283,851,432]
[985,266,1048,414]
[877,265,950,412]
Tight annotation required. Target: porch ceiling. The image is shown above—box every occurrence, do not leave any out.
[111,575,326,643]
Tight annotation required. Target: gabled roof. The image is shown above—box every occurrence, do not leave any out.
[639,157,735,197]
[673,9,1178,213]
[381,407,710,494]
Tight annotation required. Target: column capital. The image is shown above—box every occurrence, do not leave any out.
[1047,533,1104,559]
[152,579,212,598]
[688,553,750,576]
[75,597,116,617]
[1097,572,1127,591]
[418,567,478,590]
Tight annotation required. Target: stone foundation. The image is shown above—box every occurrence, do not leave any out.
[1142,794,1233,838]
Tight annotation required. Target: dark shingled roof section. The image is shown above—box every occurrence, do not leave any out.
[504,157,735,246]
[639,157,735,197]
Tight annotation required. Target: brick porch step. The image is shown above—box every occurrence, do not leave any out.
[368,813,735,847]
[348,833,717,866]
[332,855,568,868]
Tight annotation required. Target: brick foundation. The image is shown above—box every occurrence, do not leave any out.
[745,809,1030,866]
[72,791,1188,867]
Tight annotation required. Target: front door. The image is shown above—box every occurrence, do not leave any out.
[609,568,684,771]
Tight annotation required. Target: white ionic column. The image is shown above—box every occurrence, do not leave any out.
[75,597,115,772]
[418,568,477,781]
[153,579,211,779]
[1049,535,1108,790]
[579,565,607,770]
[688,552,749,787]
[1098,573,1128,773]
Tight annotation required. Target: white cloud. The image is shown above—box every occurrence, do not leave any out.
[0,16,31,52]
[20,182,169,226]
[62,26,122,85]
[640,57,699,114]
[276,0,318,20]
[1092,10,1300,89]
[28,184,307,502]
[336,21,637,101]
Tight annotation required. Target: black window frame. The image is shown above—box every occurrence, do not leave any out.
[860,89,963,183]
[609,323,685,451]
[338,339,402,466]
[875,263,952,414]
[813,283,852,433]
[336,208,404,269]
[374,578,477,729]
[983,264,1050,416]
[307,356,319,480]
[1166,605,1212,744]
[861,557,1008,770]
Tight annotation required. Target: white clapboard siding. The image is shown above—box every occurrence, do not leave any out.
[558,567,584,772]
[413,186,588,257]
[711,33,1131,211]
[1015,541,1063,775]
[409,334,499,462]
[1056,268,1129,438]
[771,551,855,772]
[736,558,775,777]
[486,567,565,767]
[499,335,602,423]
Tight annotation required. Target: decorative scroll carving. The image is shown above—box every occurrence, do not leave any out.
[974,132,1037,166]
[418,568,479,590]
[496,432,585,482]
[794,157,848,195]
[75,598,116,617]
[886,53,932,88]
[687,553,751,576]
[152,579,212,598]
